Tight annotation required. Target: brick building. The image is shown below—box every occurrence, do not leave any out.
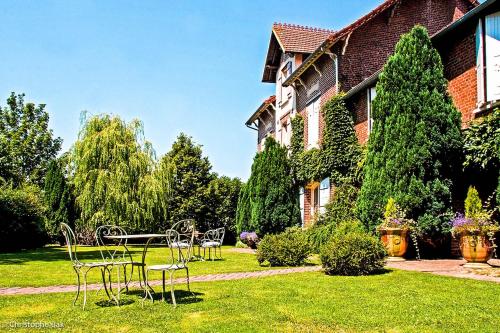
[246,0,499,227]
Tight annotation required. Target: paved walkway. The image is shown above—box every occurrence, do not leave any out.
[386,259,500,283]
[0,266,322,296]
[1,259,498,296]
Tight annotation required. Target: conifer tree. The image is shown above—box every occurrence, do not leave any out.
[357,26,462,233]
[236,137,300,235]
[163,133,214,229]
[43,157,76,243]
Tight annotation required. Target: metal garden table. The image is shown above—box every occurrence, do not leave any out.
[104,233,165,301]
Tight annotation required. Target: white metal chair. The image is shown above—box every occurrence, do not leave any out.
[200,227,225,260]
[170,219,196,260]
[60,223,114,310]
[142,225,195,307]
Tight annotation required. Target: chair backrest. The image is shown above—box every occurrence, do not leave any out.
[170,219,196,262]
[95,225,130,262]
[216,227,225,244]
[60,223,80,265]
[164,229,189,266]
[203,227,225,244]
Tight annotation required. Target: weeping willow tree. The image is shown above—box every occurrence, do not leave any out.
[71,113,172,232]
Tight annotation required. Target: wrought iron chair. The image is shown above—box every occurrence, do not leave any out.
[60,223,114,310]
[95,225,144,293]
[143,227,194,307]
[169,219,196,260]
[200,227,225,261]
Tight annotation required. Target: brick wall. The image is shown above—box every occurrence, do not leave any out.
[339,0,474,92]
[437,26,478,126]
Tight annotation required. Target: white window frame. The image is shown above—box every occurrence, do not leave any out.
[299,187,305,226]
[319,178,330,214]
[307,98,320,149]
[477,14,500,105]
[485,13,500,102]
[367,87,376,134]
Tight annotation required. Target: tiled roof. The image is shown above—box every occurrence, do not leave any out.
[272,23,335,53]
[245,95,276,127]
[283,0,480,87]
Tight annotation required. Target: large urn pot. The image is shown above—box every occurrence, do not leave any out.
[459,232,493,268]
[379,227,408,261]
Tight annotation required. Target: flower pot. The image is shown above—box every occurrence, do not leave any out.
[379,227,408,261]
[459,232,493,268]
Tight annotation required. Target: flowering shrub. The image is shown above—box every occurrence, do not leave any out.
[239,231,259,249]
[451,187,499,237]
[378,198,417,230]
[451,214,499,236]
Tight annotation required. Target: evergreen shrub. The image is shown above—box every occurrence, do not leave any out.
[0,185,47,251]
[256,227,311,266]
[320,231,386,276]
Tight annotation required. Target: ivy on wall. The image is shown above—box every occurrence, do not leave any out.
[463,108,500,206]
[290,93,361,186]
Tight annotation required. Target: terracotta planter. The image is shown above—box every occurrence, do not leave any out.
[459,232,493,268]
[379,228,408,261]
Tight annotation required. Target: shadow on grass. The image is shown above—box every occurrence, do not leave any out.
[137,290,204,305]
[323,268,392,277]
[0,246,146,265]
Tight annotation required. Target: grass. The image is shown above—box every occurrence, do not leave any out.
[0,269,499,332]
[0,245,290,288]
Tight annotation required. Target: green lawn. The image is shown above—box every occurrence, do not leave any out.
[0,245,285,288]
[0,269,499,332]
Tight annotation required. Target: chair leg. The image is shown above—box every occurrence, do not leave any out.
[123,265,129,293]
[100,268,111,300]
[169,271,176,307]
[142,270,153,307]
[116,265,121,306]
[137,264,143,288]
[73,267,81,306]
[82,269,89,310]
[185,267,192,294]
[162,271,166,302]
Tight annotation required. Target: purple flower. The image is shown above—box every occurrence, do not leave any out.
[240,231,249,241]
[391,218,401,225]
[452,213,472,228]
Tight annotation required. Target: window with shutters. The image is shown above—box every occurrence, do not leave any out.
[319,178,330,214]
[477,14,500,105]
[366,87,376,134]
[299,187,305,226]
[307,98,320,149]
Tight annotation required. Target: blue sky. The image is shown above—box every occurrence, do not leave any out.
[0,0,384,180]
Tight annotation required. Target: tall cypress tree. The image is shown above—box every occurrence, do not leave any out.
[236,137,300,235]
[44,157,76,243]
[357,26,462,233]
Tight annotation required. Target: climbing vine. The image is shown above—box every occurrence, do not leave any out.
[290,94,361,186]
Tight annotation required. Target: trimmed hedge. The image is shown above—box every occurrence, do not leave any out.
[257,228,311,266]
[320,232,386,276]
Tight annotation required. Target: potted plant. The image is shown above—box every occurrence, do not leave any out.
[239,231,259,249]
[377,198,418,261]
[451,187,499,268]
